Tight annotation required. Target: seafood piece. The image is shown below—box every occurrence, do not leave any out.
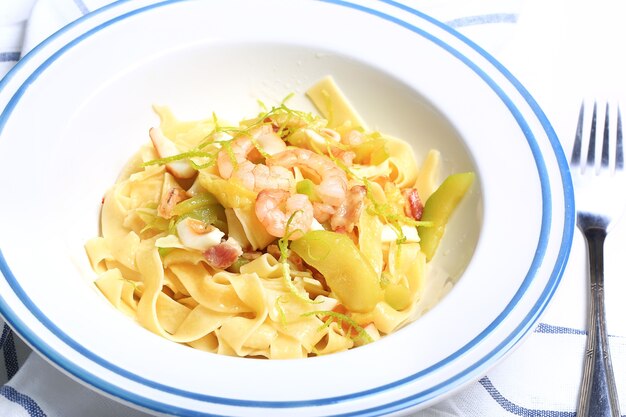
[312,202,335,223]
[217,124,293,192]
[255,189,314,239]
[330,185,367,232]
[158,186,186,219]
[267,148,348,207]
[230,160,294,193]
[149,127,196,178]
[330,148,356,167]
[176,217,224,251]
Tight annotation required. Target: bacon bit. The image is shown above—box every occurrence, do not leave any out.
[270,243,322,277]
[266,244,306,271]
[308,265,330,291]
[266,244,281,261]
[403,188,423,220]
[264,117,281,133]
[101,196,106,205]
[241,251,262,261]
[265,117,291,139]
[204,239,243,269]
[287,251,305,271]
[158,187,186,219]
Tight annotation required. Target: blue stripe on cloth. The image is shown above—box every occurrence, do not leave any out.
[479,376,576,417]
[3,330,18,380]
[1,325,19,382]
[446,13,518,28]
[0,325,10,349]
[534,323,586,336]
[0,386,47,417]
[72,0,90,15]
[0,52,20,63]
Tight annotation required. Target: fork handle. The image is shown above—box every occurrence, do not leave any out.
[577,226,621,417]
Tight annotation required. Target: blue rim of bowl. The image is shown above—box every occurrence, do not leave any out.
[0,0,575,416]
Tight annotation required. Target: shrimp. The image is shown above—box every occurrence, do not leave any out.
[230,160,294,193]
[330,185,367,232]
[266,148,348,207]
[312,202,335,223]
[255,189,313,239]
[217,124,293,192]
[330,147,356,167]
[322,127,360,166]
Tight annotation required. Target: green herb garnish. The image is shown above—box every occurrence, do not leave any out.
[302,310,374,345]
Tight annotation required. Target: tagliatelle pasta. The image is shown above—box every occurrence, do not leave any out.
[85,76,473,359]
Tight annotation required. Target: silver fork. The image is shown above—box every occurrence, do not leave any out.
[571,101,623,417]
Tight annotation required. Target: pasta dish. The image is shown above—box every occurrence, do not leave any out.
[85,76,473,359]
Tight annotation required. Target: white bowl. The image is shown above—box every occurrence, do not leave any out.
[0,1,574,416]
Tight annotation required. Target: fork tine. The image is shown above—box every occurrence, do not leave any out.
[571,102,585,166]
[617,106,623,171]
[601,103,610,168]
[586,102,598,168]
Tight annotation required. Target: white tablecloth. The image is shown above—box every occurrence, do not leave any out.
[1,0,626,416]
